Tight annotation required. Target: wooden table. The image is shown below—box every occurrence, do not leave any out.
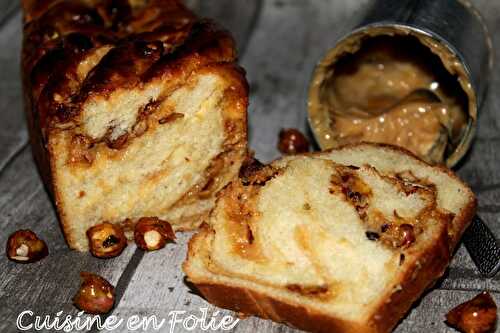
[0,1,499,332]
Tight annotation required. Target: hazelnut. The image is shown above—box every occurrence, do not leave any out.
[138,41,163,57]
[69,135,95,164]
[446,291,497,333]
[6,230,48,263]
[106,133,129,149]
[379,223,417,249]
[132,119,148,137]
[398,224,416,248]
[73,272,115,314]
[134,217,175,251]
[64,33,94,54]
[277,128,310,155]
[158,112,184,124]
[86,222,127,258]
[239,155,265,185]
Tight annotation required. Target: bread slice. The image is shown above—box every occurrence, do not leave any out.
[21,1,248,250]
[183,143,476,333]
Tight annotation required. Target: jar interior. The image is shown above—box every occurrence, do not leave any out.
[317,34,470,165]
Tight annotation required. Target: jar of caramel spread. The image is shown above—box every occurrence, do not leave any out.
[308,0,493,167]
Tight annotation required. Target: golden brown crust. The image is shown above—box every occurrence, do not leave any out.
[365,222,450,333]
[185,230,371,333]
[24,13,235,134]
[23,0,248,250]
[184,143,477,333]
[196,283,369,333]
[186,209,461,333]
[186,199,453,333]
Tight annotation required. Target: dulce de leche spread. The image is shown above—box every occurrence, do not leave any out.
[309,33,472,165]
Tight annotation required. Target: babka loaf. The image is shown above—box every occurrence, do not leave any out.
[183,143,476,333]
[21,0,248,251]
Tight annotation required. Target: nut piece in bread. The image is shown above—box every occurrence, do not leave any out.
[21,0,248,250]
[183,143,476,333]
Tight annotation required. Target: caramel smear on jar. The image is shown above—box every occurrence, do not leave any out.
[310,35,469,164]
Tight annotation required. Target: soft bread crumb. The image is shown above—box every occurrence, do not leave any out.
[184,144,476,333]
[52,74,236,250]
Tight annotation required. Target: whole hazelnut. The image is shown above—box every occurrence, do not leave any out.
[277,128,310,155]
[446,291,497,333]
[6,230,48,263]
[134,217,176,251]
[73,272,115,314]
[86,222,127,258]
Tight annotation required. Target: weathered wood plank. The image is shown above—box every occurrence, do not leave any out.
[232,290,500,333]
[458,139,500,195]
[394,290,500,333]
[109,1,500,332]
[0,2,263,332]
[1,0,500,332]
[105,233,237,332]
[187,0,263,56]
[439,245,500,292]
[0,147,140,333]
[101,1,264,331]
[0,0,19,26]
[464,0,500,142]
[95,0,500,332]
[0,12,28,173]
[240,0,370,162]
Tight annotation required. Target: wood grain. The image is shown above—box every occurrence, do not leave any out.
[0,0,19,26]
[0,0,499,332]
[0,147,140,332]
[242,0,370,162]
[107,1,500,332]
[0,12,28,175]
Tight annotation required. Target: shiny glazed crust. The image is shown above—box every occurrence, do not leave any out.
[183,143,477,333]
[21,0,248,250]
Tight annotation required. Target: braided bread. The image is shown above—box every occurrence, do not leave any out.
[21,0,248,250]
[184,143,476,333]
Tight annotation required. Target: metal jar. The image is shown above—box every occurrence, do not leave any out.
[308,0,493,167]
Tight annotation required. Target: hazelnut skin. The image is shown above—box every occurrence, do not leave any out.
[86,222,127,258]
[277,128,310,155]
[134,217,176,251]
[73,272,115,314]
[398,224,416,248]
[446,291,497,333]
[6,230,48,263]
[239,155,265,184]
[379,223,417,249]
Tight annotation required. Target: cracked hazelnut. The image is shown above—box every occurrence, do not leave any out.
[73,272,115,314]
[86,222,127,258]
[106,133,129,149]
[446,291,497,333]
[278,128,310,155]
[132,119,148,137]
[380,223,416,248]
[239,155,265,185]
[70,135,95,164]
[398,224,416,248]
[134,217,175,251]
[6,230,48,263]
